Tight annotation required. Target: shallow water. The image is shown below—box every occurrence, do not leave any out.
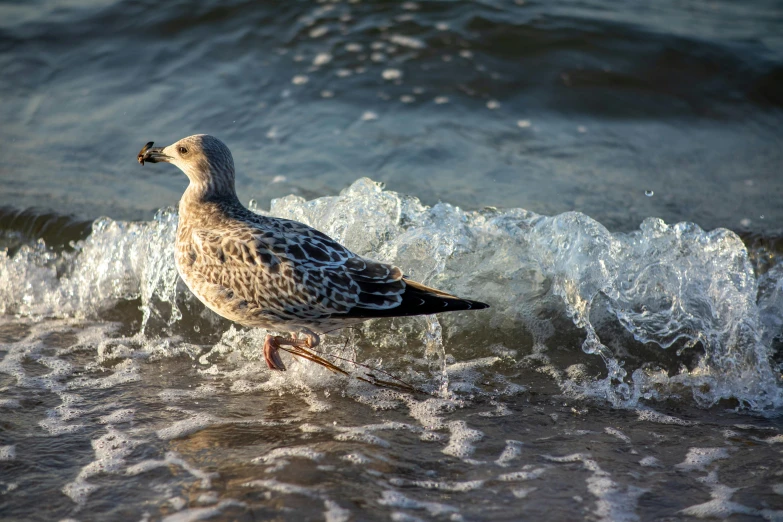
[1,1,783,521]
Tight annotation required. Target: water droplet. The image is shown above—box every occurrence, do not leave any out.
[194,325,200,333]
[577,125,587,133]
[389,34,426,50]
[382,68,402,80]
[434,96,449,104]
[312,53,332,66]
[517,119,531,128]
[292,75,309,85]
[361,111,378,121]
[740,218,751,227]
[309,26,329,38]
[400,95,415,103]
[486,100,500,110]
[644,190,654,197]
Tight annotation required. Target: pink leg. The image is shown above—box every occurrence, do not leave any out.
[263,335,287,371]
[263,333,321,371]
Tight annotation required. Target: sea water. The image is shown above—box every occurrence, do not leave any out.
[1,0,782,520]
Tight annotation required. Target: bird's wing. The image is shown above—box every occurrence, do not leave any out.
[188,218,406,319]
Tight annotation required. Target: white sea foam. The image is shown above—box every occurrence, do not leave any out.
[0,445,16,461]
[161,500,246,522]
[63,428,145,504]
[156,412,217,440]
[442,420,484,460]
[678,471,760,518]
[544,453,646,522]
[243,479,320,498]
[498,466,547,481]
[252,446,324,464]
[388,478,485,491]
[675,447,731,472]
[324,500,352,522]
[639,456,661,467]
[604,427,631,444]
[379,490,459,517]
[495,439,524,467]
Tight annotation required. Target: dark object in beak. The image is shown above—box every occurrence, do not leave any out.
[137,142,171,165]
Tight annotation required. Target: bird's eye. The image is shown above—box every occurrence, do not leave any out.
[178,146,188,155]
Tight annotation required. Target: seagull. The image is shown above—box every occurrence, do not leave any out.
[138,135,488,371]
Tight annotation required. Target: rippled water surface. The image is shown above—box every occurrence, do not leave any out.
[1,1,783,521]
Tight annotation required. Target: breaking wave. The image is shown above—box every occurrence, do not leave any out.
[1,179,781,411]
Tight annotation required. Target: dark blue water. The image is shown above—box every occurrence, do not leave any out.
[1,0,782,230]
[1,1,782,520]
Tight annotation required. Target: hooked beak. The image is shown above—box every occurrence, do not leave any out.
[137,142,171,165]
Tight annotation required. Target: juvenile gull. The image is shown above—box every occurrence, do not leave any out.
[138,135,488,371]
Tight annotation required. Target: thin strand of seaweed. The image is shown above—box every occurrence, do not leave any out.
[277,344,428,395]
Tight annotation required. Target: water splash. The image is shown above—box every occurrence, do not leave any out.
[0,179,780,410]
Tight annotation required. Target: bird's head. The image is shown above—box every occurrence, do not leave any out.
[138,134,236,195]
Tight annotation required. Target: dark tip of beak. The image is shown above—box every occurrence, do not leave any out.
[137,142,170,165]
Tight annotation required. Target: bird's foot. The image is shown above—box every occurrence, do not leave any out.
[263,335,287,371]
[301,332,319,349]
[263,333,322,371]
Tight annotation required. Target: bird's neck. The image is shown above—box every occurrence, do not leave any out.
[179,176,242,221]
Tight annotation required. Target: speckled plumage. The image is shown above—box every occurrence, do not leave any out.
[138,134,488,370]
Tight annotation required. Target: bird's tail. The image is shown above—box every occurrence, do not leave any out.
[346,277,488,318]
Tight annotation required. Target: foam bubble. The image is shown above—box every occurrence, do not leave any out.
[243,479,319,498]
[161,500,246,522]
[63,428,144,504]
[639,456,661,467]
[324,500,351,522]
[495,440,524,467]
[679,471,759,518]
[0,445,16,461]
[388,478,484,491]
[675,447,731,472]
[252,447,324,464]
[340,452,372,465]
[635,409,696,426]
[156,412,217,440]
[604,427,631,444]
[442,420,483,459]
[379,490,458,517]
